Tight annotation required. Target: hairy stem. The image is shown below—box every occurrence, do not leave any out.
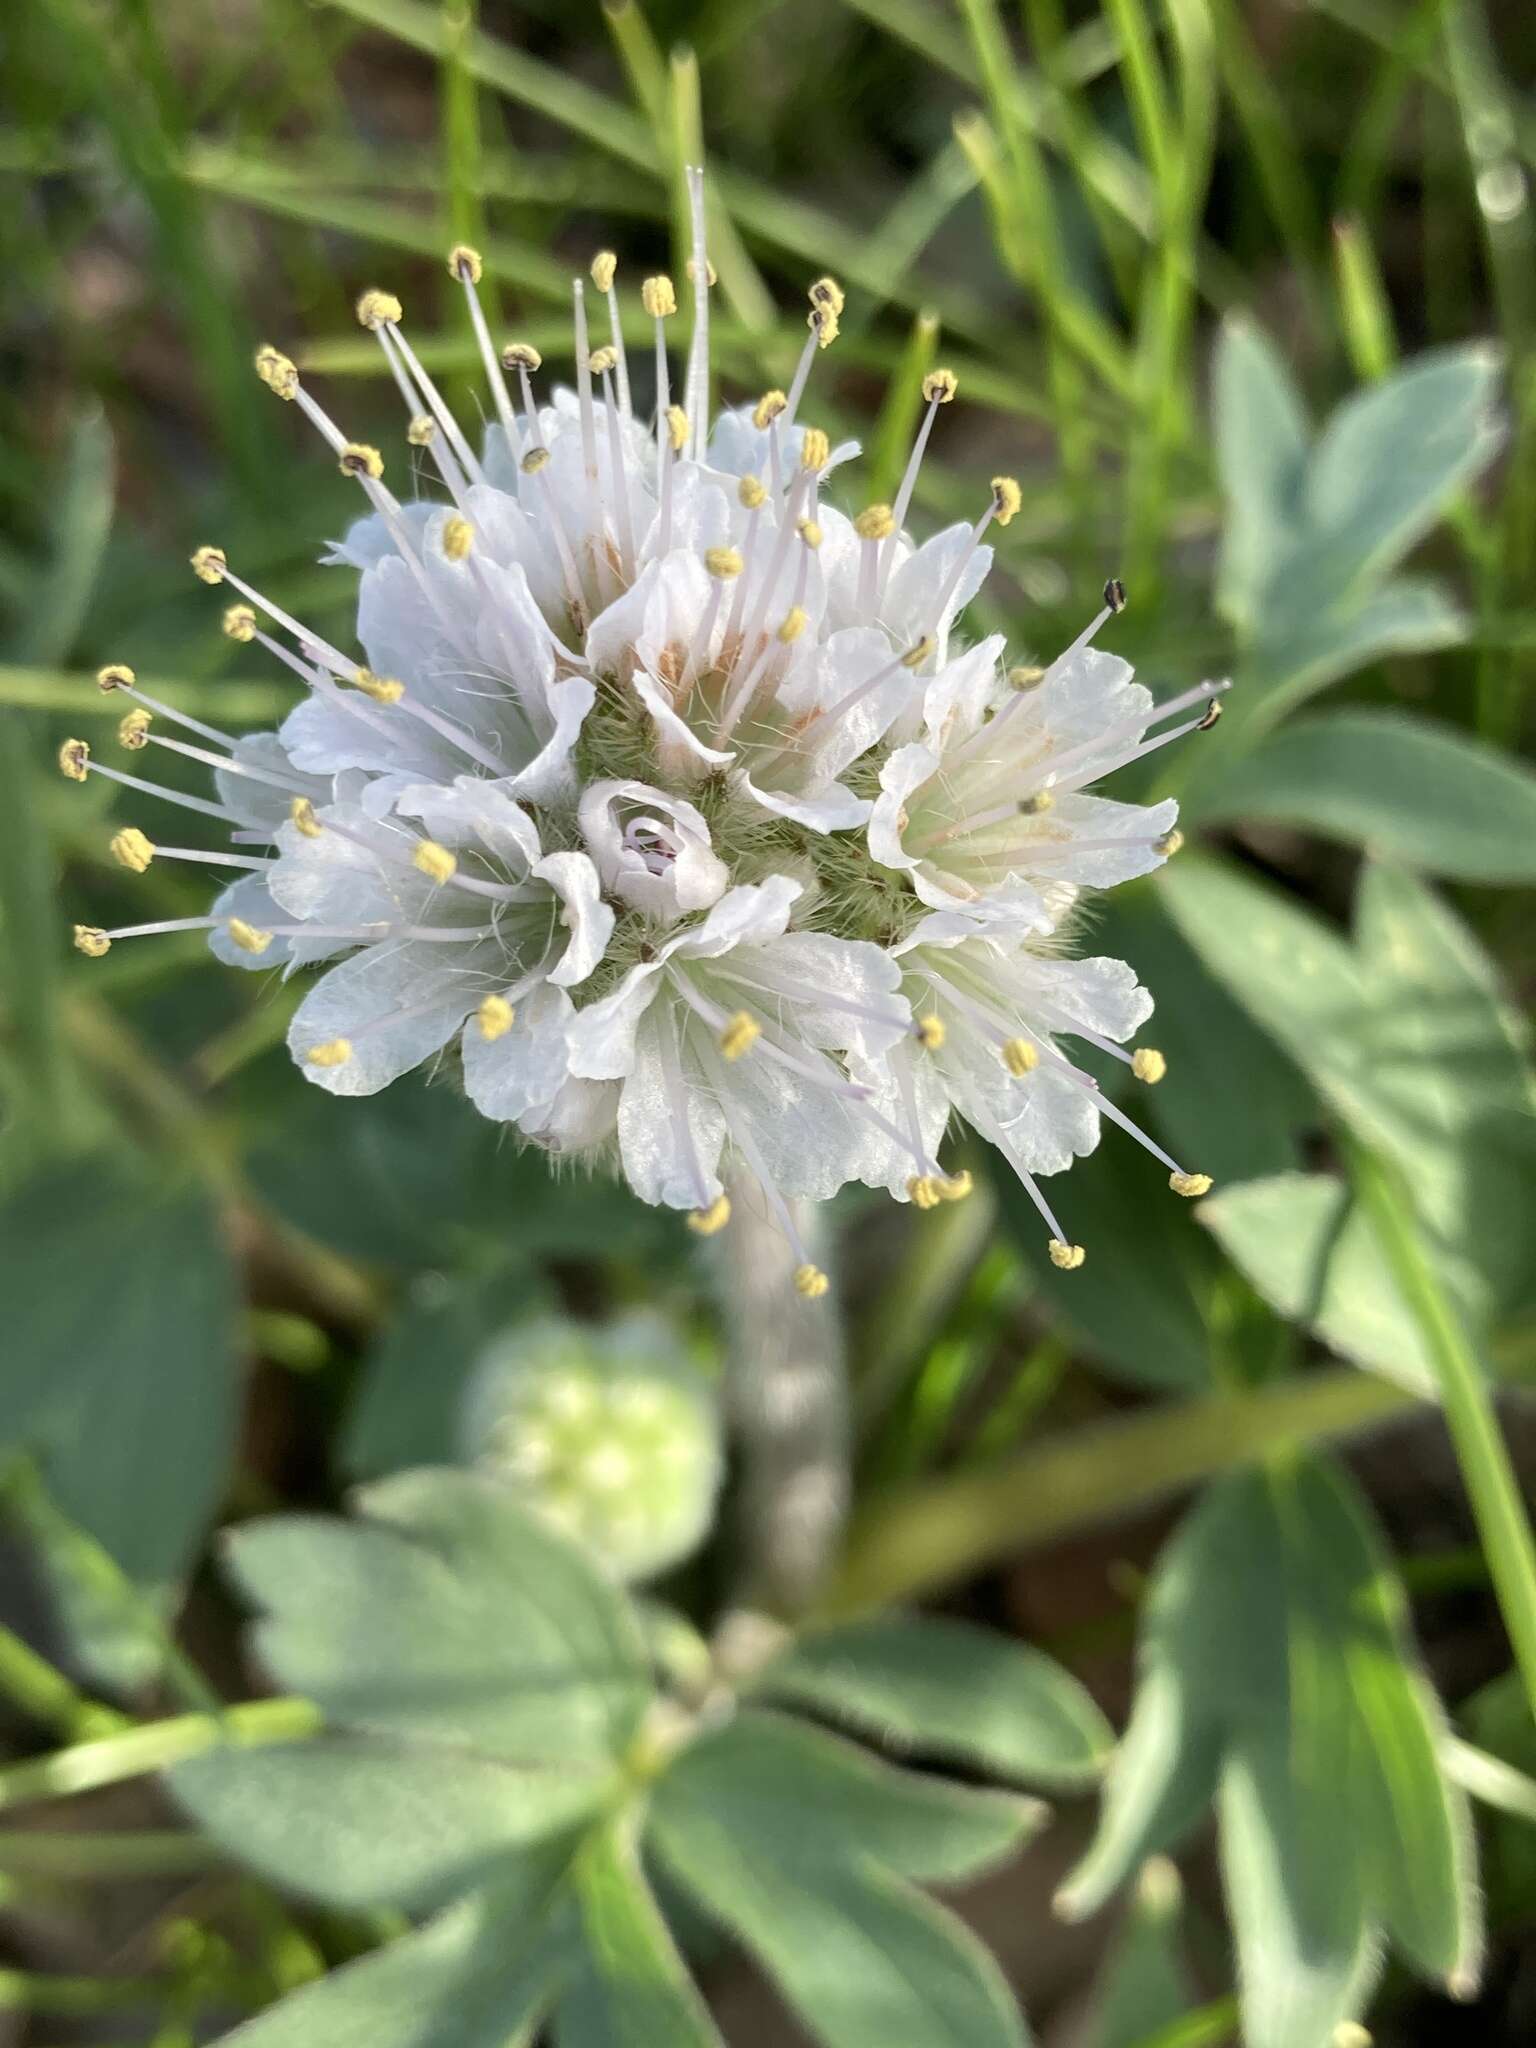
[714,1179,849,1617]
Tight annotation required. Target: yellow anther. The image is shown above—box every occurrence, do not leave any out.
[591,251,618,293]
[991,475,1022,526]
[1002,1037,1038,1077]
[854,503,895,541]
[1132,1048,1166,1084]
[118,708,152,750]
[937,1170,973,1203]
[641,274,678,319]
[58,738,90,782]
[354,669,405,704]
[915,1012,945,1050]
[478,993,516,1041]
[191,545,226,584]
[442,514,474,561]
[1008,664,1045,690]
[254,345,299,400]
[705,546,744,580]
[908,1175,943,1210]
[718,1010,760,1061]
[1048,1239,1086,1270]
[1196,699,1223,731]
[96,663,135,692]
[290,796,322,838]
[339,443,384,481]
[1018,789,1054,816]
[1332,2028,1373,2048]
[588,345,618,377]
[922,367,958,404]
[685,256,717,286]
[901,636,936,670]
[521,445,551,475]
[355,288,402,330]
[407,414,437,447]
[794,1263,831,1299]
[753,389,787,429]
[412,839,458,884]
[306,1039,353,1068]
[447,243,483,284]
[1170,1170,1213,1199]
[1104,576,1128,613]
[799,426,830,472]
[222,604,256,642]
[665,405,689,453]
[738,474,767,510]
[687,1194,732,1237]
[810,303,840,348]
[110,827,155,873]
[502,341,543,372]
[777,606,809,643]
[1155,827,1185,857]
[796,518,823,551]
[73,924,110,958]
[228,918,273,955]
[809,275,846,318]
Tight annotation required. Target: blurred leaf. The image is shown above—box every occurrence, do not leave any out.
[759,1613,1110,1790]
[7,409,114,667]
[1193,710,1536,881]
[556,1812,724,2048]
[170,1735,610,1912]
[0,1158,239,1679]
[224,1469,651,1767]
[1085,1859,1195,2048]
[1212,317,1312,630]
[1199,1173,1437,1393]
[1061,1456,1481,2046]
[991,1135,1217,1392]
[650,1709,1042,1884]
[651,1720,1034,2048]
[1093,893,1315,1185]
[1159,854,1536,1326]
[341,1266,550,1481]
[205,1854,569,2048]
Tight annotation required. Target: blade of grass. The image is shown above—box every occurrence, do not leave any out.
[1351,1147,1536,1722]
[439,0,485,251]
[840,139,979,340]
[0,666,290,723]
[865,310,940,503]
[603,0,669,132]
[1331,214,1398,382]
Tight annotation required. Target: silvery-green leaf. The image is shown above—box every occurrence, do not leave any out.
[1212,317,1310,629]
[226,1469,651,1767]
[1085,1859,1196,2048]
[169,1735,612,1911]
[554,1813,723,2048]
[650,1806,1030,2048]
[1191,710,1536,883]
[1199,1173,1437,1392]
[205,1858,569,2048]
[759,1614,1110,1790]
[651,1708,1041,1884]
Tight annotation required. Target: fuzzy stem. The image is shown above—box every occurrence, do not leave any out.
[713,1178,849,1617]
[0,1697,320,1815]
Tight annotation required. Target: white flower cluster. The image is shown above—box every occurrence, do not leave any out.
[65,176,1223,1288]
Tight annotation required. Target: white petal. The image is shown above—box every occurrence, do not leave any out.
[615,1010,727,1210]
[533,850,615,988]
[287,941,483,1095]
[502,677,596,804]
[565,962,666,1080]
[633,669,735,776]
[392,775,542,871]
[736,931,910,1059]
[736,773,870,832]
[867,743,937,873]
[672,876,802,960]
[921,634,1007,752]
[462,977,574,1126]
[206,876,292,972]
[577,780,729,919]
[214,733,324,836]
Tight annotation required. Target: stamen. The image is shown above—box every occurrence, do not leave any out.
[60,742,241,826]
[1002,1037,1037,1077]
[478,994,516,1041]
[915,1013,945,1050]
[306,1039,352,1068]
[1171,1170,1213,1198]
[598,364,637,580]
[1132,1048,1166,1083]
[880,367,957,594]
[1049,1240,1087,1270]
[682,167,711,457]
[591,251,632,418]
[448,245,518,445]
[97,666,238,751]
[687,1193,732,1236]
[718,1010,760,1060]
[795,1264,830,1299]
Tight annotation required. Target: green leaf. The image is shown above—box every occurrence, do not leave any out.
[209,1857,568,2048]
[1212,317,1310,629]
[651,1806,1030,2048]
[991,1135,1217,1392]
[759,1614,1110,1790]
[1199,1174,1437,1393]
[169,1735,611,1911]
[1192,710,1536,882]
[1085,1859,1195,2048]
[555,1812,723,2048]
[0,1160,239,1683]
[1158,854,1536,1325]
[653,1709,1041,1885]
[226,1469,651,1768]
[1061,1457,1481,2046]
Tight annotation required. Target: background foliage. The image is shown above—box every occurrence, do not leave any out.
[1,1,1534,2044]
